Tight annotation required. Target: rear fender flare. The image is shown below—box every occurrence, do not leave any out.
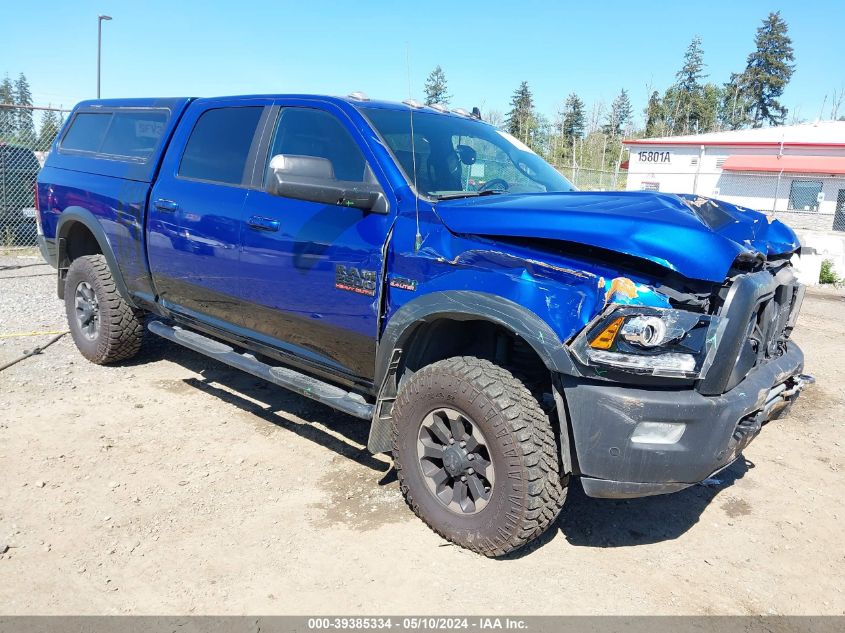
[55,207,135,307]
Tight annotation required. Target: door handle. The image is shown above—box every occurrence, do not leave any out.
[247,215,281,232]
[155,198,179,212]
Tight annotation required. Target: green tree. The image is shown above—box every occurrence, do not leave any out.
[603,89,633,137]
[505,81,537,146]
[644,90,665,137]
[0,75,15,141]
[663,36,711,134]
[738,11,795,127]
[676,35,706,93]
[38,108,62,148]
[14,73,35,145]
[533,112,553,158]
[560,92,586,143]
[423,65,450,106]
[701,83,723,131]
[719,73,753,130]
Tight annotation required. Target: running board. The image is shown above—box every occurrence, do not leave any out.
[147,321,374,420]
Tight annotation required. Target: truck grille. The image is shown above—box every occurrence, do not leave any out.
[749,281,803,362]
[699,266,803,395]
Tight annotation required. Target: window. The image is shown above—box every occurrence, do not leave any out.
[360,106,573,197]
[99,112,167,159]
[267,108,368,182]
[61,110,168,160]
[61,113,112,153]
[451,135,540,193]
[179,107,263,185]
[788,180,823,212]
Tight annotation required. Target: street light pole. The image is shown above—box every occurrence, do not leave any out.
[97,14,112,98]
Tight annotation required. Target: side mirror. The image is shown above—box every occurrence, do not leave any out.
[265,154,388,214]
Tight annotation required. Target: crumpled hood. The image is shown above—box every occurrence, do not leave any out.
[435,190,800,283]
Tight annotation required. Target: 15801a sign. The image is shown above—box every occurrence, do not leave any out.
[638,151,671,163]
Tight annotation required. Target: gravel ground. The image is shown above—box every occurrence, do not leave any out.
[0,250,843,615]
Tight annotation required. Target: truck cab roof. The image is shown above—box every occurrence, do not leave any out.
[72,94,483,119]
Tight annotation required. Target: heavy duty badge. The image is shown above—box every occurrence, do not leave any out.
[335,265,377,296]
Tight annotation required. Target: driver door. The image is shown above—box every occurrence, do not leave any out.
[238,101,395,380]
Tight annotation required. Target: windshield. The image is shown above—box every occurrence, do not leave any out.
[359,106,575,199]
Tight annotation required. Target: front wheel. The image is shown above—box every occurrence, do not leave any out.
[64,254,144,364]
[391,356,566,556]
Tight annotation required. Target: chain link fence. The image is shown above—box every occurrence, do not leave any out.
[0,104,69,248]
[554,165,627,191]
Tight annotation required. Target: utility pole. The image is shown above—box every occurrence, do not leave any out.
[97,15,112,98]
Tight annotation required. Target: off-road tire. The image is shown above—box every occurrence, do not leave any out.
[64,255,144,364]
[392,356,567,556]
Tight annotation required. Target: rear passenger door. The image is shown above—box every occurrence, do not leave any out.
[147,98,272,324]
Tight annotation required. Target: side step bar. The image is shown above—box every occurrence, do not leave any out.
[148,321,375,420]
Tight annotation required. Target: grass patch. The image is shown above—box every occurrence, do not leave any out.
[819,259,841,285]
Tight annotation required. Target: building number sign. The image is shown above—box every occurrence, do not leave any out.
[637,151,671,163]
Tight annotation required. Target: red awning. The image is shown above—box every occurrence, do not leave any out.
[722,154,845,175]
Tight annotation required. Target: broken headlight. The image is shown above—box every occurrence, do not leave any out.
[570,306,726,379]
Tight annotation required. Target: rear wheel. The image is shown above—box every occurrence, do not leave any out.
[64,255,144,364]
[392,356,566,556]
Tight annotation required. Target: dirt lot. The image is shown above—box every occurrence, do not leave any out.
[0,250,843,615]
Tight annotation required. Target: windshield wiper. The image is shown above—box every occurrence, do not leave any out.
[434,190,507,200]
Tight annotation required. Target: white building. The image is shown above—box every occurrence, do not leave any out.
[624,121,845,234]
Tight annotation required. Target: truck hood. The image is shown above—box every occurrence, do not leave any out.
[435,191,800,283]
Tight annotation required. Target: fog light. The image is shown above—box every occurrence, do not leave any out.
[630,421,686,445]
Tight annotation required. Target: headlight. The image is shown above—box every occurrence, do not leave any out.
[570,306,726,379]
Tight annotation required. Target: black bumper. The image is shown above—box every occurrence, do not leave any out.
[564,342,807,499]
[37,235,57,267]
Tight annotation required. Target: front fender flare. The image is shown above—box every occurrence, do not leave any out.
[376,291,578,385]
[367,291,579,454]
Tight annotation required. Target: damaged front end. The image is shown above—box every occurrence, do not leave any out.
[560,257,812,499]
[387,189,812,498]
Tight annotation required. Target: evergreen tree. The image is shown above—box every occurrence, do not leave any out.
[560,93,586,144]
[663,36,709,134]
[0,75,15,141]
[676,35,706,93]
[644,90,665,137]
[423,65,450,106]
[38,108,62,148]
[14,73,35,145]
[739,11,795,127]
[603,89,633,137]
[505,81,537,145]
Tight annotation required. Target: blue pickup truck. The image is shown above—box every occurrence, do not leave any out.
[35,94,812,556]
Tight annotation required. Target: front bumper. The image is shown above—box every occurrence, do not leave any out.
[563,342,809,499]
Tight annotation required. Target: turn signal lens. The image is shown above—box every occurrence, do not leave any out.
[590,316,625,350]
